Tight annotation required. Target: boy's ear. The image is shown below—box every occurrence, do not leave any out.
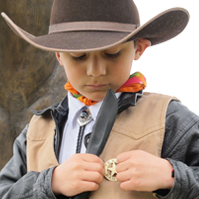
[134,38,151,60]
[55,52,63,66]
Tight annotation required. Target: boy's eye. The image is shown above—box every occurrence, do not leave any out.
[105,51,121,58]
[70,53,86,61]
[69,51,121,61]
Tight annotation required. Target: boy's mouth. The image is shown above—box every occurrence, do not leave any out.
[87,84,108,90]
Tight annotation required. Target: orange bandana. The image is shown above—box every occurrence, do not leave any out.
[64,72,146,106]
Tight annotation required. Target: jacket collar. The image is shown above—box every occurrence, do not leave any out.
[118,90,143,113]
[32,90,143,116]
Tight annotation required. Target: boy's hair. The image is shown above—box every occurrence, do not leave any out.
[134,39,138,48]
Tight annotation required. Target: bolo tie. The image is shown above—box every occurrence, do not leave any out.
[76,107,92,153]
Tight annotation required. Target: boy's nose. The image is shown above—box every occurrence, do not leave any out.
[86,57,106,77]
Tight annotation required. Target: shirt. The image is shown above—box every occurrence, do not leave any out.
[59,92,121,164]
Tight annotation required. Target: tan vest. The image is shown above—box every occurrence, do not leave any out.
[27,92,178,199]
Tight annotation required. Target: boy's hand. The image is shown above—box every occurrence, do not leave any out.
[51,154,105,197]
[116,150,174,192]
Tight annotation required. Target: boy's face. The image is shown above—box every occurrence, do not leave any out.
[56,40,149,102]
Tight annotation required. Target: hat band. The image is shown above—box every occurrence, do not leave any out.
[49,21,137,34]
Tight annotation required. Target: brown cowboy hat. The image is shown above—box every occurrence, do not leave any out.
[1,0,189,52]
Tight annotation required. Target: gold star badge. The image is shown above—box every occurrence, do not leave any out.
[104,158,118,181]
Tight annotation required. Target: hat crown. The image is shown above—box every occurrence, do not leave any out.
[50,0,140,26]
[2,0,189,52]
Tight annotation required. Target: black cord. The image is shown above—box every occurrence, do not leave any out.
[76,125,86,153]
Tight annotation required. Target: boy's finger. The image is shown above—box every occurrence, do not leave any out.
[81,171,104,184]
[116,170,130,182]
[66,181,99,196]
[82,154,104,163]
[120,180,134,191]
[83,162,105,176]
[117,151,132,163]
[116,161,129,173]
[79,181,99,192]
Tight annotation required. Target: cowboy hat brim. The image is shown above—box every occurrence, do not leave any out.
[1,8,189,52]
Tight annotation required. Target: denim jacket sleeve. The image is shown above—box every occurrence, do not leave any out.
[0,125,57,199]
[155,101,199,199]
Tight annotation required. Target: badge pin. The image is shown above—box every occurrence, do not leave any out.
[104,158,118,181]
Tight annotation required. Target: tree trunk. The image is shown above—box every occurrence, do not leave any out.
[0,0,67,170]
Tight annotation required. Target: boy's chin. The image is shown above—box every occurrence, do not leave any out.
[86,92,108,102]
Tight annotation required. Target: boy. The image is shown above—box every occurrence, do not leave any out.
[1,0,199,199]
